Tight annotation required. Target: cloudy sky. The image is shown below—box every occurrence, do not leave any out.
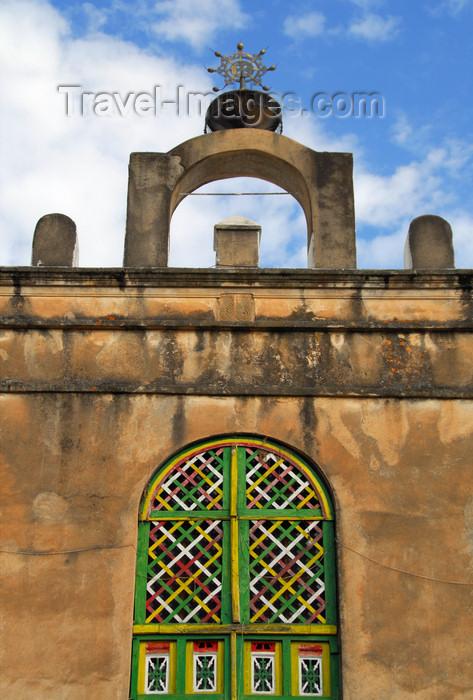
[0,0,472,269]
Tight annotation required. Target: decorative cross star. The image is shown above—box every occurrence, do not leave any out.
[207,42,276,92]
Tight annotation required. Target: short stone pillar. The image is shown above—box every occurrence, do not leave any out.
[124,152,183,267]
[404,215,455,269]
[32,214,78,266]
[214,216,261,268]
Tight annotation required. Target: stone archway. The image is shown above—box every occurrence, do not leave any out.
[124,130,356,269]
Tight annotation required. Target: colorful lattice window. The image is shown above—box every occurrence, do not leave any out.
[136,641,177,696]
[298,645,323,696]
[250,642,276,694]
[131,438,340,699]
[192,641,218,692]
[146,518,224,624]
[145,643,170,695]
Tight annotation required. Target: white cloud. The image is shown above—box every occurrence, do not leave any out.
[348,0,385,8]
[283,6,400,45]
[283,11,327,40]
[0,0,213,267]
[354,154,450,228]
[348,13,401,41]
[82,2,108,33]
[283,116,360,154]
[354,144,473,268]
[447,212,473,268]
[448,0,471,8]
[391,114,473,181]
[356,224,407,269]
[437,0,472,14]
[426,0,472,18]
[151,0,248,49]
[391,113,414,147]
[357,211,473,270]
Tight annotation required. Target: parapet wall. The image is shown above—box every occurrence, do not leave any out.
[0,268,471,397]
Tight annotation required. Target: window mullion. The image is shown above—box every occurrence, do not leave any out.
[238,519,250,625]
[230,445,240,624]
[230,519,240,624]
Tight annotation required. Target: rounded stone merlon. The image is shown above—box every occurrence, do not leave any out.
[32,213,79,267]
[214,216,261,268]
[404,215,455,269]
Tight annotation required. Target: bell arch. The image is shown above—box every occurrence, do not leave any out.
[168,175,308,268]
[169,147,311,232]
[130,435,340,698]
[124,130,356,270]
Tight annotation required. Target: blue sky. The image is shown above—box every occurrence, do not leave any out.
[0,0,472,268]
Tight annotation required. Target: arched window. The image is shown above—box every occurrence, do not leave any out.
[130,437,340,698]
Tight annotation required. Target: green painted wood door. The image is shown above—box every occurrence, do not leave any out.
[130,438,340,699]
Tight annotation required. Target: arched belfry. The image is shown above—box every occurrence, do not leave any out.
[123,44,356,270]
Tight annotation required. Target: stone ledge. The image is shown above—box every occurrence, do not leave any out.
[1,383,471,398]
[1,267,472,290]
[0,317,471,331]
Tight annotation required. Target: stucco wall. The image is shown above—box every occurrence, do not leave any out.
[1,268,472,699]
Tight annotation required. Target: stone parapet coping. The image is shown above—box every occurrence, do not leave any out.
[0,267,472,289]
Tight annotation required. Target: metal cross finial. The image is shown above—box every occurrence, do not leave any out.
[207,42,276,92]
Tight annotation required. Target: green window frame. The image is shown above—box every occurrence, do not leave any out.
[130,437,340,699]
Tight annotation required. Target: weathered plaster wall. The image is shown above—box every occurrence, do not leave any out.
[1,269,472,699]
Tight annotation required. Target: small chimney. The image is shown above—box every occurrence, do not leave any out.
[214,216,261,268]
